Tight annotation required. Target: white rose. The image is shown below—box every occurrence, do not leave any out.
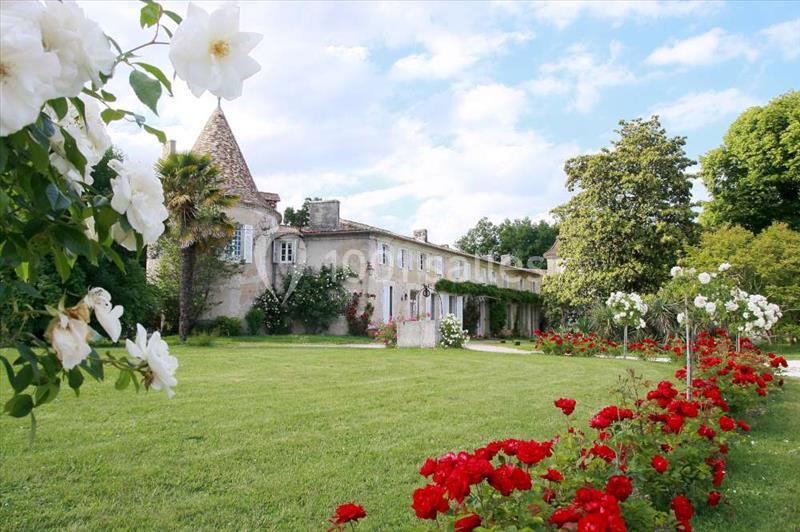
[638,318,646,329]
[169,2,262,100]
[0,1,61,135]
[38,0,115,97]
[109,159,168,246]
[83,287,124,342]
[47,96,110,187]
[718,262,731,272]
[670,266,682,278]
[111,222,137,251]
[47,312,91,370]
[698,272,711,284]
[677,312,686,324]
[694,295,707,308]
[705,302,717,315]
[84,216,98,241]
[725,301,739,312]
[126,324,178,398]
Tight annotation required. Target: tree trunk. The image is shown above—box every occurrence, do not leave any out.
[179,245,197,342]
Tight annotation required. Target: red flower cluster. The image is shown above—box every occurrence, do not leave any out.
[671,495,694,531]
[549,487,626,531]
[590,405,634,429]
[454,513,482,532]
[554,397,577,415]
[328,503,366,528]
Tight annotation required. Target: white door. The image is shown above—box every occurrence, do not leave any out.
[456,296,464,326]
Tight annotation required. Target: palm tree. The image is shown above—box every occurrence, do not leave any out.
[157,152,238,342]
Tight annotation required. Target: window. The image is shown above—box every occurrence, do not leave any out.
[453,260,463,279]
[279,241,294,263]
[379,243,390,265]
[464,262,471,280]
[399,248,408,269]
[419,252,427,271]
[519,278,524,290]
[225,226,242,260]
[489,269,497,284]
[433,256,443,275]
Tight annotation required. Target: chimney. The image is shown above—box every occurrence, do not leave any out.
[161,139,176,158]
[500,254,513,266]
[308,199,340,231]
[413,229,428,242]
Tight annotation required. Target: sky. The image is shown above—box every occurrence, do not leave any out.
[79,0,800,245]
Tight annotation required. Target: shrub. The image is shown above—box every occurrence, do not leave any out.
[375,320,397,347]
[187,334,215,347]
[345,291,375,336]
[211,316,241,337]
[244,307,265,335]
[253,289,290,334]
[439,313,469,348]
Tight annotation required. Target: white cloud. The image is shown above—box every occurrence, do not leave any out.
[454,84,528,127]
[652,88,761,131]
[647,28,758,66]
[390,31,532,81]
[527,43,635,112]
[530,0,719,29]
[761,18,800,60]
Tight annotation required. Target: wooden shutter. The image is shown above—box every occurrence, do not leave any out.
[243,225,253,263]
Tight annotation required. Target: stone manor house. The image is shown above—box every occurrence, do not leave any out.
[155,107,552,337]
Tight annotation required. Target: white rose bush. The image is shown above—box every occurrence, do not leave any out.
[605,291,647,355]
[0,1,261,433]
[439,313,469,349]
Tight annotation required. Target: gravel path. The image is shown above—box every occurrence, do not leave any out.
[466,343,535,355]
[785,360,800,378]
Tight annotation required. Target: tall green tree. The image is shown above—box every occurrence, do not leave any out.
[157,152,238,341]
[700,91,800,232]
[455,217,500,258]
[283,196,322,228]
[547,117,697,307]
[497,218,558,268]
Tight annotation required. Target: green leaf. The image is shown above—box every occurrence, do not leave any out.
[14,262,30,282]
[53,225,91,257]
[104,246,127,273]
[139,1,161,27]
[34,380,60,406]
[144,124,167,144]
[12,364,33,392]
[114,369,131,391]
[60,127,88,177]
[67,367,84,397]
[100,108,126,124]
[69,96,87,126]
[45,183,71,211]
[4,394,33,418]
[48,97,69,120]
[14,343,40,381]
[133,62,172,95]
[129,70,162,115]
[100,90,117,102]
[52,246,73,282]
[163,9,182,24]
[0,355,16,390]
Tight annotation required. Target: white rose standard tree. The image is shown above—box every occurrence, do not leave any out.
[660,264,735,398]
[0,1,261,435]
[724,288,782,352]
[605,291,648,356]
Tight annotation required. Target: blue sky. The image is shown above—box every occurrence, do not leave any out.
[83,1,800,244]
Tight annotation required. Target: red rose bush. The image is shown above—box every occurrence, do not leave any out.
[328,330,785,530]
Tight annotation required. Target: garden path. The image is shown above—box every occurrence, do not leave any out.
[785,360,800,378]
[465,343,534,355]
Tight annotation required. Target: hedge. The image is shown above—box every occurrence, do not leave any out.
[434,279,541,305]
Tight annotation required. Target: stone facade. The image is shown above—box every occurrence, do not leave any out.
[153,107,545,336]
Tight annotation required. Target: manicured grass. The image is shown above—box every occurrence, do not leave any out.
[759,342,800,359]
[1,341,797,530]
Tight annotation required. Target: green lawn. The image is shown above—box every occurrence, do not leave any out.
[1,341,797,530]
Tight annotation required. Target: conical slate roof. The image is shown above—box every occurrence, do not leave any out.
[192,105,266,208]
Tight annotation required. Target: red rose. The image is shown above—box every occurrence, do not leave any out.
[555,397,577,415]
[651,454,669,474]
[713,468,725,487]
[719,416,735,431]
[671,495,694,523]
[697,424,716,440]
[589,443,616,463]
[444,468,471,503]
[412,484,449,519]
[664,413,684,433]
[605,475,633,502]
[454,513,482,532]
[549,507,582,527]
[419,458,437,477]
[707,491,722,506]
[517,439,554,465]
[540,468,564,482]
[331,503,366,525]
[489,464,531,496]
[737,419,750,432]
